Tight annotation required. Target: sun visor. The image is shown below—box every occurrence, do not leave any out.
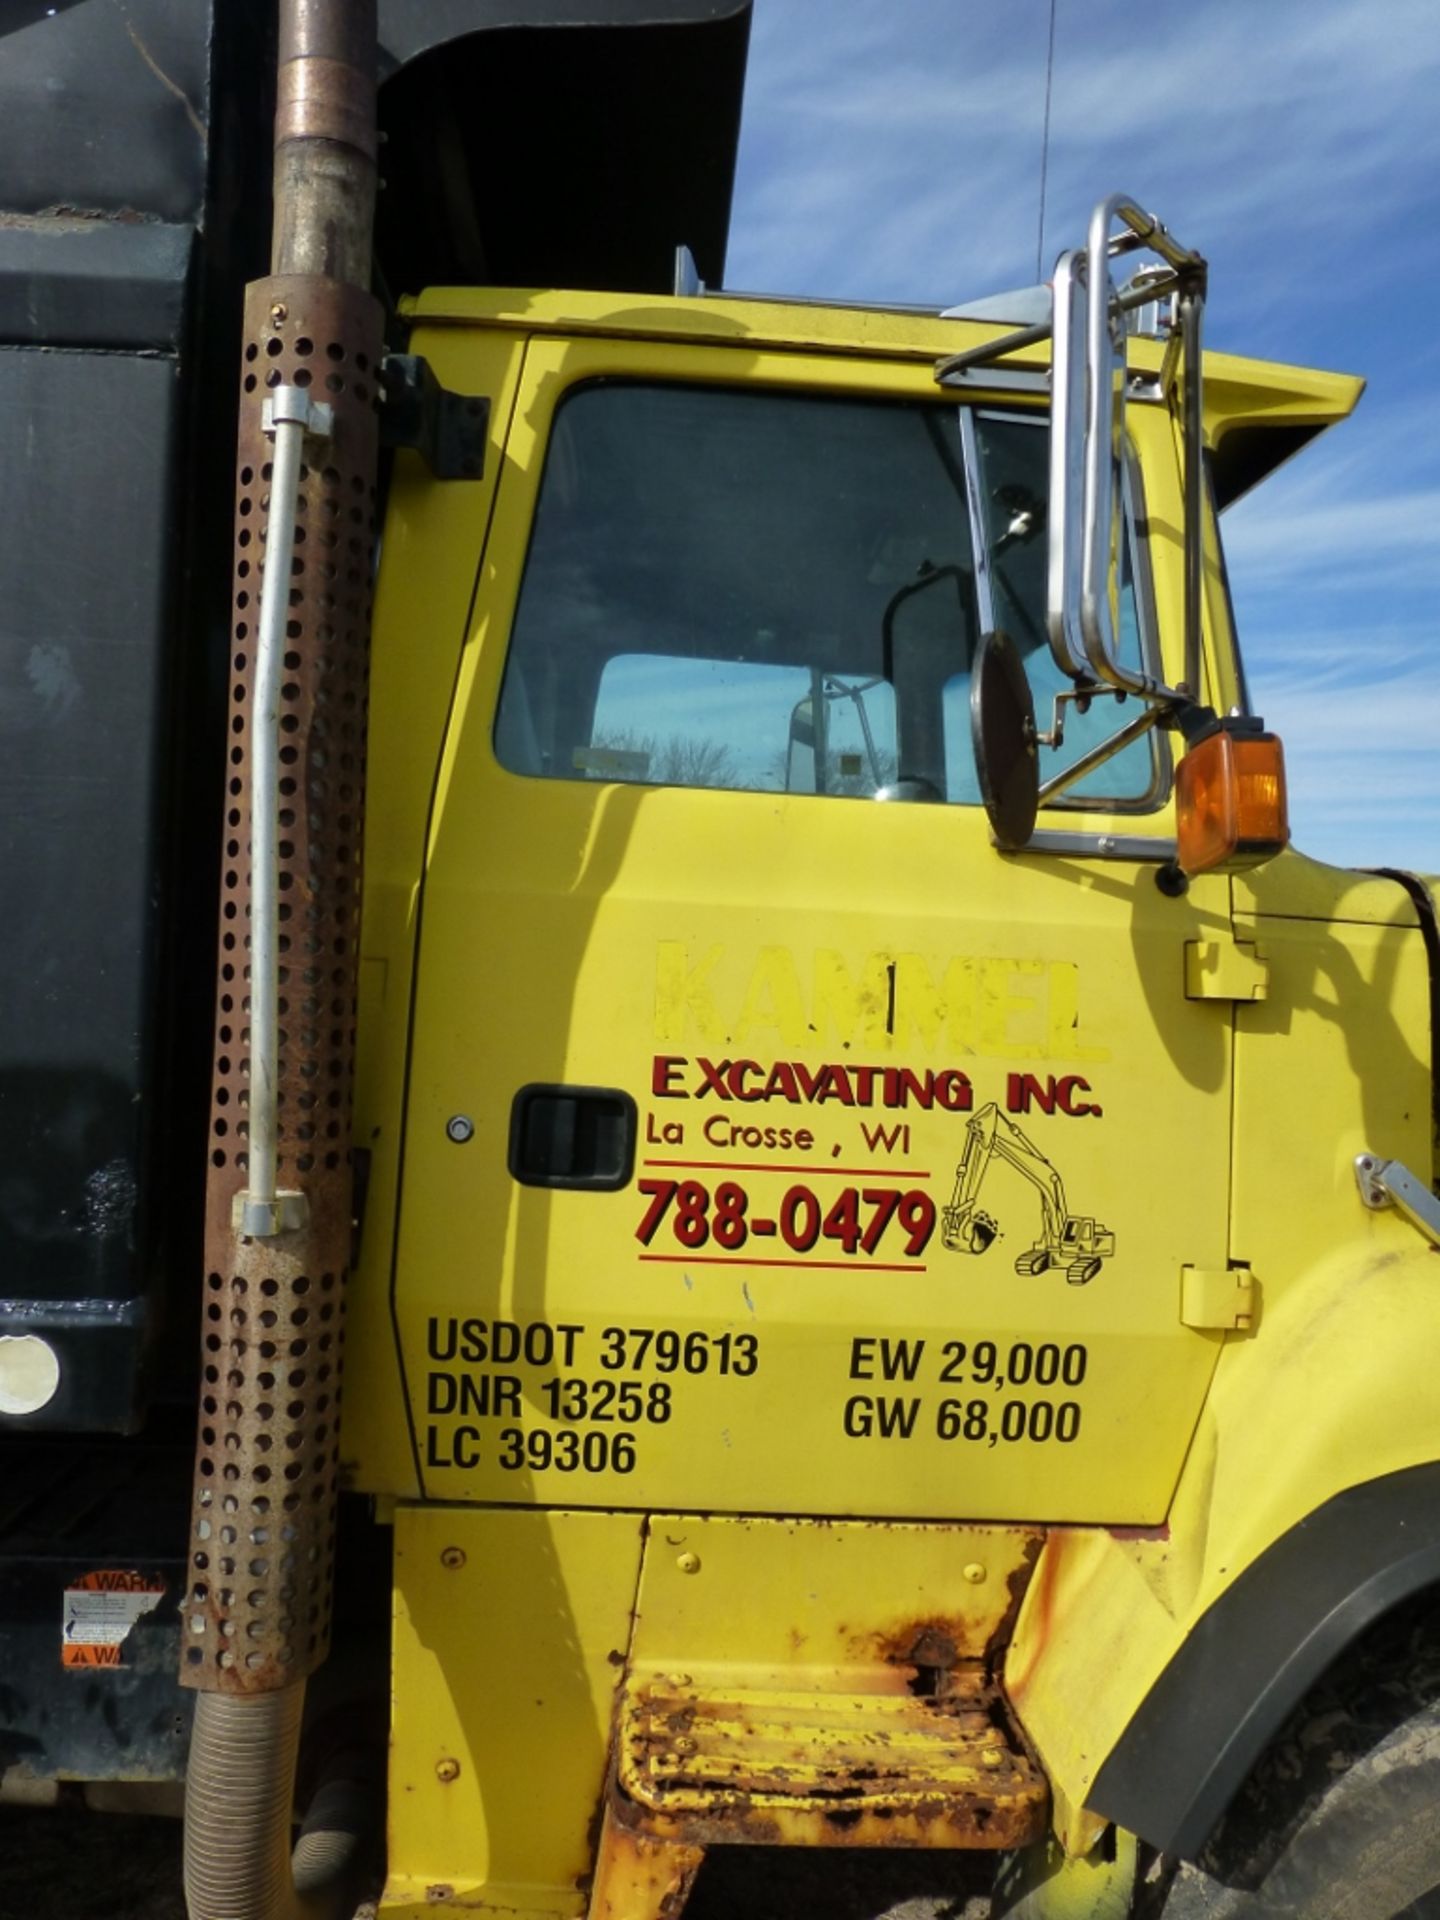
[1204,354,1365,510]
[376,0,753,298]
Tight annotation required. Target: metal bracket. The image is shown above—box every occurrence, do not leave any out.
[1184,939,1269,1002]
[262,387,334,439]
[1182,1265,1256,1331]
[233,1189,309,1240]
[1354,1154,1440,1249]
[378,354,488,480]
[938,366,1051,395]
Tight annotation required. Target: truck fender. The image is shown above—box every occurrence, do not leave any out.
[1087,1461,1440,1859]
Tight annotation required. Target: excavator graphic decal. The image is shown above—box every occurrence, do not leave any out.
[941,1103,1115,1286]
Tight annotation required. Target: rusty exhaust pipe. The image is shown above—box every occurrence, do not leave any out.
[181,4,383,1916]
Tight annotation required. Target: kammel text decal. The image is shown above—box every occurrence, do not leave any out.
[654,943,1109,1062]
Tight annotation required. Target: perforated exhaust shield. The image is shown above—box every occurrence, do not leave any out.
[183,273,382,1694]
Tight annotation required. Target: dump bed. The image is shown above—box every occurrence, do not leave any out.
[0,0,750,1432]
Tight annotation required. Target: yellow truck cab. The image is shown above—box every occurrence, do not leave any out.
[337,261,1440,1915]
[0,8,1435,1919]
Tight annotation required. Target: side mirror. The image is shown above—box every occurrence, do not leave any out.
[970,630,1038,849]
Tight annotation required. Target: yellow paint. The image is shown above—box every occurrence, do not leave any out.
[384,329,1244,1524]
[382,1504,643,1916]
[337,277,1423,1899]
[402,282,1364,443]
[626,1515,1037,1680]
[654,942,1110,1061]
[1006,855,1435,1826]
[615,1674,1044,1850]
[998,1826,1138,1915]
[1180,1266,1255,1331]
[341,326,528,1495]
[1183,938,1269,1001]
[613,1516,1047,1849]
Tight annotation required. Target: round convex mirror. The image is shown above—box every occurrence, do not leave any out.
[971,629,1039,850]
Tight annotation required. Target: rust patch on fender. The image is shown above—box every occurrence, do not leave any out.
[986,1531,1046,1665]
[590,1804,705,1920]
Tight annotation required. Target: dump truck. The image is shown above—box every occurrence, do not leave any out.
[2,4,1438,1918]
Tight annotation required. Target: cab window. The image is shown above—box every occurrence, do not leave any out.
[494,382,1160,807]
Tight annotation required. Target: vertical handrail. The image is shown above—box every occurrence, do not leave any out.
[243,396,313,1232]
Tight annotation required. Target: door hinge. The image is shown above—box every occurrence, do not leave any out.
[1182,1264,1256,1331]
[1184,938,1268,1002]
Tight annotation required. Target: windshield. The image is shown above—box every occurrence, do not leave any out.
[494,382,1160,807]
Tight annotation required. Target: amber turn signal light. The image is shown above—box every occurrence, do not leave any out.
[1176,725,1289,877]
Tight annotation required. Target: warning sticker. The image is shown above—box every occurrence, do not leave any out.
[62,1571,166,1669]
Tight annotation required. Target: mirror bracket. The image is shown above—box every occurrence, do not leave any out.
[939,195,1211,851]
[1036,681,1130,753]
[937,196,1207,717]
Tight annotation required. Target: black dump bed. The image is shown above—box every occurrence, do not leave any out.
[0,0,750,1432]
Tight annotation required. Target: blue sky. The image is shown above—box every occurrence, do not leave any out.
[727,0,1439,872]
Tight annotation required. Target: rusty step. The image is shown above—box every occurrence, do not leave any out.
[614,1662,1047,1851]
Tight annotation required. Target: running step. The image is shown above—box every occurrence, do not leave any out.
[614,1662,1047,1850]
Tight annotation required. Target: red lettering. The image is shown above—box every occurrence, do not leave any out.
[763,1062,799,1101]
[934,1069,973,1112]
[727,1060,765,1101]
[652,1055,686,1098]
[694,1057,732,1100]
[813,1065,854,1105]
[1008,1072,1100,1116]
[1055,1075,1100,1116]
[888,1067,935,1110]
[791,1062,823,1101]
[654,1057,983,1110]
[1007,1072,1055,1114]
[849,1065,878,1104]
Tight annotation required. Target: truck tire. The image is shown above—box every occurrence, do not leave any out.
[1145,1590,1440,1920]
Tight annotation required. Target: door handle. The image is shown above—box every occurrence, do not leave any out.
[508,1084,637,1191]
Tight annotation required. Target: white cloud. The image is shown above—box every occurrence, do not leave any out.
[1225,487,1440,596]
[729,0,1439,872]
[1237,605,1437,870]
[732,0,1440,312]
[1257,672,1440,749]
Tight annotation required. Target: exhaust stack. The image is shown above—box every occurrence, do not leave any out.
[181,4,383,1915]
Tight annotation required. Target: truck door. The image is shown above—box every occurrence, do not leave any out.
[392,331,1234,1524]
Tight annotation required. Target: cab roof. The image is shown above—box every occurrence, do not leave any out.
[404,283,1364,508]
